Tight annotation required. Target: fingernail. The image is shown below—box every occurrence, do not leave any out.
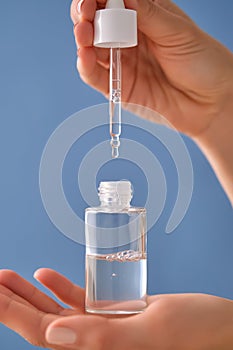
[46,327,77,345]
[76,56,81,70]
[33,269,40,280]
[77,0,85,14]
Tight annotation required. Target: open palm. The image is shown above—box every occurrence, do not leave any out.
[0,269,233,350]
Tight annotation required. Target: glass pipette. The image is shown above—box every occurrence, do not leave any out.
[110,47,121,159]
[93,0,137,158]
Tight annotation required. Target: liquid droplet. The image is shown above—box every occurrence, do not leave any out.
[112,146,119,159]
[110,136,120,159]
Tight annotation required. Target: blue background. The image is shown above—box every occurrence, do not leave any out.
[0,0,232,348]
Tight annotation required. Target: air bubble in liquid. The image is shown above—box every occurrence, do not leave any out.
[106,250,143,262]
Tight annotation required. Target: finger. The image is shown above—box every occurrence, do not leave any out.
[73,20,110,66]
[46,314,148,349]
[153,0,193,21]
[71,0,97,25]
[34,268,85,311]
[124,0,192,22]
[128,0,198,44]
[0,284,37,310]
[95,47,110,66]
[74,20,93,47]
[78,47,109,96]
[0,270,63,314]
[0,293,59,348]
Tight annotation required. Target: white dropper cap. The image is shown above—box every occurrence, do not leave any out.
[93,0,138,48]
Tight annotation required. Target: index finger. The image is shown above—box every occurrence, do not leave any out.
[70,0,98,25]
[34,268,85,311]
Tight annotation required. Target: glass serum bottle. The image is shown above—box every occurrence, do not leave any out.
[85,181,147,315]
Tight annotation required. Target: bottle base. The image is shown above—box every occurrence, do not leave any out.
[85,298,147,315]
[86,308,145,315]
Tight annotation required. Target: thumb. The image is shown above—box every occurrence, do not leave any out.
[130,0,198,44]
[45,314,147,350]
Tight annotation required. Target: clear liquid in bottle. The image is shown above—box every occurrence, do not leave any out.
[86,250,147,314]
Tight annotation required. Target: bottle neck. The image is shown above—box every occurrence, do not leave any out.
[99,196,131,208]
[98,181,132,209]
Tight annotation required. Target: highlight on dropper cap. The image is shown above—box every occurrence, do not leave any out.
[93,0,138,48]
[106,0,125,9]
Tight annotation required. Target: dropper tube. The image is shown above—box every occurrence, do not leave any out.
[93,0,137,158]
[110,47,121,159]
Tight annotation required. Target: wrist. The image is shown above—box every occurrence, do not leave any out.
[194,81,233,205]
[195,95,233,149]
